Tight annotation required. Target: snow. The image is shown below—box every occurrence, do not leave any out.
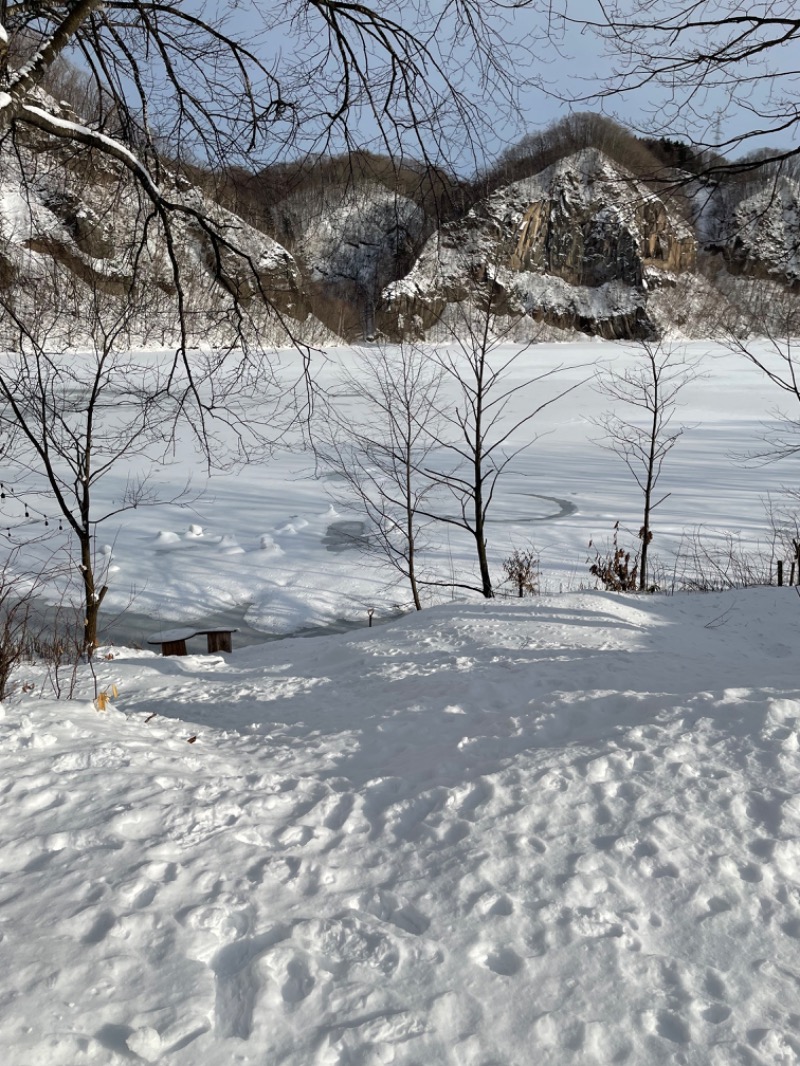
[0,182,59,246]
[4,587,800,1064]
[3,338,800,1063]
[20,105,164,203]
[500,271,641,321]
[6,337,790,641]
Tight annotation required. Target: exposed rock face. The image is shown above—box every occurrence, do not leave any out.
[0,100,318,347]
[379,149,696,340]
[278,182,424,336]
[707,176,800,287]
[292,184,423,292]
[180,186,305,317]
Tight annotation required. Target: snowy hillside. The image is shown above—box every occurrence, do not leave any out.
[724,177,800,285]
[4,586,800,1065]
[291,183,423,295]
[689,170,800,287]
[2,113,797,345]
[0,99,329,349]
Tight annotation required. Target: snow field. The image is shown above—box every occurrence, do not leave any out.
[3,337,800,1063]
[13,337,790,645]
[3,588,800,1064]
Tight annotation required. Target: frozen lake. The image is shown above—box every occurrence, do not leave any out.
[2,337,795,640]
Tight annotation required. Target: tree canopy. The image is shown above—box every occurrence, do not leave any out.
[574,0,800,174]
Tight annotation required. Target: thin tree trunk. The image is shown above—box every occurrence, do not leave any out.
[639,377,660,591]
[473,476,493,598]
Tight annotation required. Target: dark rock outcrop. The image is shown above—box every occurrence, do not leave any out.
[379,148,696,340]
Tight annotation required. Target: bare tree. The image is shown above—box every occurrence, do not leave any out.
[572,1,800,176]
[595,339,697,591]
[726,290,800,579]
[0,539,58,699]
[0,2,562,649]
[0,273,195,655]
[423,279,586,598]
[724,287,800,463]
[319,345,444,611]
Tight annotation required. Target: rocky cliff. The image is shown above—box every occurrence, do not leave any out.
[0,98,327,349]
[379,149,697,340]
[282,182,424,336]
[1,119,796,347]
[700,175,800,287]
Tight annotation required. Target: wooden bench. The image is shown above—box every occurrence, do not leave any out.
[147,627,238,656]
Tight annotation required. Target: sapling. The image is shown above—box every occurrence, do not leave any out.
[595,340,697,591]
[502,547,540,597]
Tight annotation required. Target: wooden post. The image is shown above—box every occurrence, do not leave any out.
[206,631,233,654]
[778,560,784,586]
[162,638,188,656]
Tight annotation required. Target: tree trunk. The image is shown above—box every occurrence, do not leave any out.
[79,532,106,656]
[473,504,493,598]
[639,396,659,591]
[474,527,493,598]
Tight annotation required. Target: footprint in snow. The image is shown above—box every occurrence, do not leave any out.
[352,888,431,936]
[471,944,524,977]
[212,927,291,1039]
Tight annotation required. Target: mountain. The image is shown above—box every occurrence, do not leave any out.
[376,149,800,343]
[0,97,329,350]
[0,108,797,347]
[379,148,699,340]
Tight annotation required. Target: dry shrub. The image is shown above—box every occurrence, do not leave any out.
[589,522,639,592]
[502,547,540,597]
[672,528,772,592]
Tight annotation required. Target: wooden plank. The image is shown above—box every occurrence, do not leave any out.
[146,627,199,645]
[147,626,238,656]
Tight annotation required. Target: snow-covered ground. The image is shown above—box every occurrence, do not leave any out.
[4,587,800,1064]
[3,338,800,1064]
[6,337,794,641]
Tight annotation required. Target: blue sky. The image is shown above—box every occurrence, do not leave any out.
[95,1,800,174]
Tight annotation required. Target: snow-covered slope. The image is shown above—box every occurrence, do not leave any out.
[3,112,795,346]
[711,176,800,286]
[3,587,800,1064]
[290,183,423,295]
[0,100,329,348]
[280,180,425,337]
